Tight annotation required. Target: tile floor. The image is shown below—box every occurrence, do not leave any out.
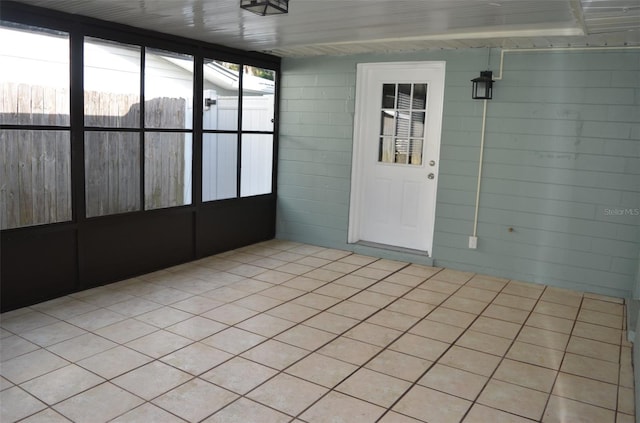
[0,240,635,423]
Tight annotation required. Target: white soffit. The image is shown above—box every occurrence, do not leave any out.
[6,0,640,56]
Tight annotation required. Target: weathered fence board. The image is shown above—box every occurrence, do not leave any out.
[1,82,187,229]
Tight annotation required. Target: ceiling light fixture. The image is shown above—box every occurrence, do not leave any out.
[240,0,289,16]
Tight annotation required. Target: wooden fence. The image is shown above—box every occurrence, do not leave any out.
[1,82,187,229]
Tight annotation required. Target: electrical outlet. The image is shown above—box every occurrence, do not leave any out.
[468,236,478,249]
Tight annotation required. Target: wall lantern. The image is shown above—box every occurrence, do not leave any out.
[471,70,495,100]
[240,0,289,15]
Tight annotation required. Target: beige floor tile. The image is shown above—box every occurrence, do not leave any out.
[353,266,395,280]
[328,301,379,320]
[161,342,232,375]
[0,376,13,391]
[409,319,464,343]
[492,293,537,311]
[111,403,187,423]
[202,357,277,394]
[526,312,574,334]
[542,395,615,423]
[516,326,569,351]
[152,379,238,422]
[21,364,104,405]
[134,307,193,328]
[394,385,471,423]
[287,352,357,388]
[0,335,41,362]
[385,272,428,287]
[577,309,623,329]
[478,379,548,420]
[463,403,534,423]
[581,298,624,316]
[266,302,319,323]
[295,257,331,269]
[501,281,544,299]
[338,254,378,267]
[368,258,407,271]
[233,294,283,312]
[344,322,402,347]
[419,279,460,295]
[300,391,385,423]
[534,300,579,320]
[21,322,86,348]
[334,274,375,289]
[235,314,295,337]
[64,308,127,332]
[466,276,508,292]
[139,287,192,305]
[323,261,361,274]
[125,330,192,359]
[385,298,435,318]
[1,349,69,384]
[439,346,501,377]
[76,345,150,379]
[432,269,475,284]
[112,361,191,400]
[94,318,157,344]
[552,372,618,410]
[389,333,450,361]
[286,353,357,388]
[20,408,73,423]
[241,339,308,370]
[455,330,512,356]
[506,341,564,370]
[456,286,497,302]
[54,383,144,423]
[303,312,359,334]
[540,287,582,307]
[317,336,381,366]
[418,363,487,400]
[304,268,345,282]
[403,288,449,306]
[617,412,635,423]
[314,283,359,299]
[365,349,433,382]
[442,296,487,314]
[228,264,266,278]
[202,286,250,303]
[1,311,58,334]
[201,327,266,354]
[350,291,396,308]
[292,293,341,310]
[337,368,411,407]
[583,292,623,303]
[470,316,522,339]
[494,359,557,392]
[618,386,635,415]
[278,264,317,277]
[481,304,529,324]
[426,307,476,328]
[282,275,326,292]
[377,411,425,422]
[204,398,290,423]
[398,263,441,279]
[560,353,618,384]
[275,325,336,351]
[0,386,47,422]
[200,303,257,325]
[248,373,327,416]
[572,321,621,344]
[254,270,297,285]
[259,285,304,301]
[368,281,412,297]
[166,316,227,341]
[366,309,420,331]
[106,298,163,318]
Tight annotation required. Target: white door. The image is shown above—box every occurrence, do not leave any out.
[348,62,445,255]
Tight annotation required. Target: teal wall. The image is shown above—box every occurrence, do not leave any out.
[276,48,640,298]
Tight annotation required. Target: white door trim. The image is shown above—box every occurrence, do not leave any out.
[348,61,446,254]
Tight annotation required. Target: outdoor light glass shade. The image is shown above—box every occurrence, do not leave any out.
[471,70,494,100]
[240,0,289,15]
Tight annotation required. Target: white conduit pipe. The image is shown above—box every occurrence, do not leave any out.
[471,45,640,241]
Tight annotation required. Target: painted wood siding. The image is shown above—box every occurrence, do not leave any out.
[277,49,639,298]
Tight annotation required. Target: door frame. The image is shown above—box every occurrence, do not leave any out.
[348,61,446,254]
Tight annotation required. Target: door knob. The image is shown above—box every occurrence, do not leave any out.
[428,173,435,179]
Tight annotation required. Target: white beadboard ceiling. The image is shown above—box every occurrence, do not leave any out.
[8,0,640,56]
